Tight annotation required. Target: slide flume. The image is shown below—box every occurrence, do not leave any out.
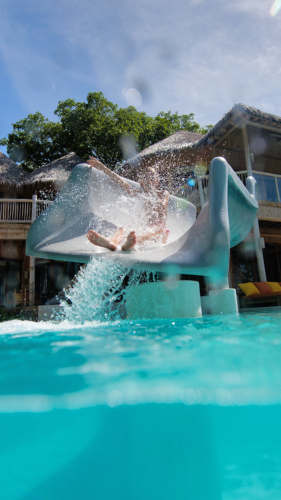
[26,157,258,281]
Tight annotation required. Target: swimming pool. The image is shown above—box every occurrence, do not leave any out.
[0,311,281,499]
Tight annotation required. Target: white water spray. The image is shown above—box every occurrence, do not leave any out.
[58,257,156,324]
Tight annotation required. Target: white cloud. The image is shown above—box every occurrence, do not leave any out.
[1,0,281,133]
[225,0,271,15]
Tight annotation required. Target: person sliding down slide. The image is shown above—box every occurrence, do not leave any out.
[87,157,170,251]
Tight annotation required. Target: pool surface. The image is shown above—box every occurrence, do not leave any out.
[1,312,281,499]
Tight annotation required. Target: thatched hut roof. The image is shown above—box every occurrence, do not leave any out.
[132,130,204,158]
[117,130,204,179]
[24,152,85,193]
[118,103,281,179]
[0,152,27,190]
[195,102,281,149]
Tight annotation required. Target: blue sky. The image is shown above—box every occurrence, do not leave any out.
[1,0,281,154]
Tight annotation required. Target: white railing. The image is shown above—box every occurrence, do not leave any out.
[236,171,247,186]
[36,200,52,217]
[5,169,279,223]
[237,170,281,203]
[0,199,52,223]
[175,176,209,210]
[179,170,281,209]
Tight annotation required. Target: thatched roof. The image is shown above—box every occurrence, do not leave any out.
[117,130,205,178]
[24,152,85,192]
[130,130,203,160]
[196,103,281,149]
[0,151,27,189]
[118,103,281,177]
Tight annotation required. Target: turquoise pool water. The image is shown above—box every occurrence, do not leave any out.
[1,312,281,499]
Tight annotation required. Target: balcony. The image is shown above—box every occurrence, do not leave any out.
[0,199,52,223]
[237,171,281,222]
[177,170,281,224]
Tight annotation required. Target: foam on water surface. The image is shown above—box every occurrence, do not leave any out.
[1,306,281,411]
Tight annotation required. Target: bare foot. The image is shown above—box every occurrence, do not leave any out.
[162,229,170,244]
[87,230,117,251]
[110,227,125,246]
[121,231,137,251]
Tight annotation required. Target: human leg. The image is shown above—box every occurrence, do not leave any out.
[110,228,125,246]
[87,230,117,251]
[161,229,170,244]
[135,227,169,245]
[121,231,137,251]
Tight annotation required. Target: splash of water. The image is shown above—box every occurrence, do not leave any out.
[58,256,155,324]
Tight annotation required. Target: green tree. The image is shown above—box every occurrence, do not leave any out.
[0,92,212,172]
[0,112,62,172]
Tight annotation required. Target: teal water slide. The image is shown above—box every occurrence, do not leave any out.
[26,157,258,283]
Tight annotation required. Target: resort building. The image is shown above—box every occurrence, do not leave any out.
[0,152,84,307]
[1,102,281,309]
[119,103,281,291]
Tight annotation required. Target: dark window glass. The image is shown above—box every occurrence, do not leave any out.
[277,177,281,202]
[253,174,277,202]
[6,261,21,292]
[231,246,258,288]
[35,261,81,304]
[0,260,22,307]
[0,261,6,305]
[264,243,281,282]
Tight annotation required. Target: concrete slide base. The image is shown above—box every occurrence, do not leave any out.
[126,281,202,319]
[209,289,238,315]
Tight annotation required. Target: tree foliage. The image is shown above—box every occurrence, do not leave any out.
[0,92,212,172]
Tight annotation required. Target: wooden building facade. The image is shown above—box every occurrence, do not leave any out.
[119,103,281,288]
[2,103,281,308]
[0,152,84,308]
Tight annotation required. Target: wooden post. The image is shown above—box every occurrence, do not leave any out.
[31,194,37,222]
[241,123,267,281]
[197,178,205,208]
[29,195,37,306]
[241,122,253,177]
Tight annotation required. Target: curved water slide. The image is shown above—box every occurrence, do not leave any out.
[26,157,258,285]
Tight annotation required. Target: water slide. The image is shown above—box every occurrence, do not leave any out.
[26,157,258,283]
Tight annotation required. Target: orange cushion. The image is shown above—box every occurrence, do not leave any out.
[238,283,260,296]
[267,282,281,292]
[253,282,272,294]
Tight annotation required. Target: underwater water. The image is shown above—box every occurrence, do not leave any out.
[1,260,281,499]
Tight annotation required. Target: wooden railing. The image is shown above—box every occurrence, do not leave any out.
[36,200,52,217]
[0,198,52,223]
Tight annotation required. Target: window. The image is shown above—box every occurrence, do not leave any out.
[277,177,281,202]
[35,261,82,304]
[263,243,281,282]
[253,174,278,202]
[231,247,258,288]
[0,260,22,307]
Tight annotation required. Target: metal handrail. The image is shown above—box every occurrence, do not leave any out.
[237,170,281,203]
[237,170,281,179]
